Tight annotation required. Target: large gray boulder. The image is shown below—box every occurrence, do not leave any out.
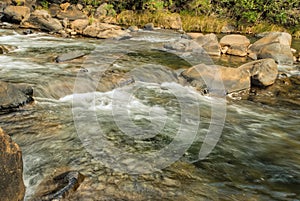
[0,81,33,111]
[239,58,278,87]
[0,127,25,201]
[25,9,63,32]
[3,5,30,23]
[220,34,250,57]
[248,32,294,65]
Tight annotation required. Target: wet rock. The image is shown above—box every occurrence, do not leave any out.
[248,74,300,109]
[128,25,139,32]
[0,44,17,54]
[0,81,33,111]
[83,22,130,39]
[33,170,85,201]
[195,33,221,56]
[56,5,87,21]
[248,32,294,65]
[239,58,278,87]
[55,51,87,63]
[144,23,154,30]
[25,9,63,32]
[180,64,250,94]
[220,34,250,57]
[0,127,25,201]
[3,5,30,23]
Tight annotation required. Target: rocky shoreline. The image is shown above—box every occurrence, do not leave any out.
[0,1,300,201]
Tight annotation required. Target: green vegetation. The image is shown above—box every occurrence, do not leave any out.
[39,0,300,37]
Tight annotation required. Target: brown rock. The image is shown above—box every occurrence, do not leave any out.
[83,22,130,39]
[220,34,250,57]
[3,5,30,23]
[239,58,278,86]
[181,64,250,94]
[0,81,33,111]
[0,127,25,201]
[195,33,221,56]
[71,19,89,34]
[248,32,294,65]
[25,9,63,32]
[186,32,204,39]
[56,5,87,21]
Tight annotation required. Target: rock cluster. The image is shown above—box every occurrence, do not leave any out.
[165,32,296,66]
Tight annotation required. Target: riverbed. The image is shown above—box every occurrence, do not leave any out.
[0,28,299,200]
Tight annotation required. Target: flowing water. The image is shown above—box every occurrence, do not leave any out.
[0,28,300,201]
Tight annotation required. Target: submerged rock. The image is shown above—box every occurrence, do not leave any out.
[0,81,33,112]
[248,74,300,109]
[248,32,294,65]
[0,127,25,201]
[33,170,85,201]
[55,51,88,63]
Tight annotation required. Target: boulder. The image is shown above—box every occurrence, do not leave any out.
[239,58,278,87]
[56,5,87,21]
[180,64,250,94]
[0,127,25,201]
[95,3,108,17]
[33,170,85,201]
[248,74,300,109]
[144,23,154,30]
[186,32,204,39]
[221,24,236,33]
[25,9,63,32]
[70,19,89,33]
[0,81,33,111]
[3,5,30,23]
[48,3,60,17]
[220,34,250,57]
[195,33,221,56]
[83,22,130,39]
[55,51,88,63]
[248,32,294,65]
[164,38,203,52]
[0,44,17,54]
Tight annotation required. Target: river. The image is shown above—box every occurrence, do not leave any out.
[0,28,299,201]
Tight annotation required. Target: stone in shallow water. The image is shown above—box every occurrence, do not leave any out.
[0,127,25,201]
[0,81,34,112]
[55,51,88,63]
[33,170,85,201]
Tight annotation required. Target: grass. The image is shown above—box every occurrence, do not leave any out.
[115,10,299,38]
